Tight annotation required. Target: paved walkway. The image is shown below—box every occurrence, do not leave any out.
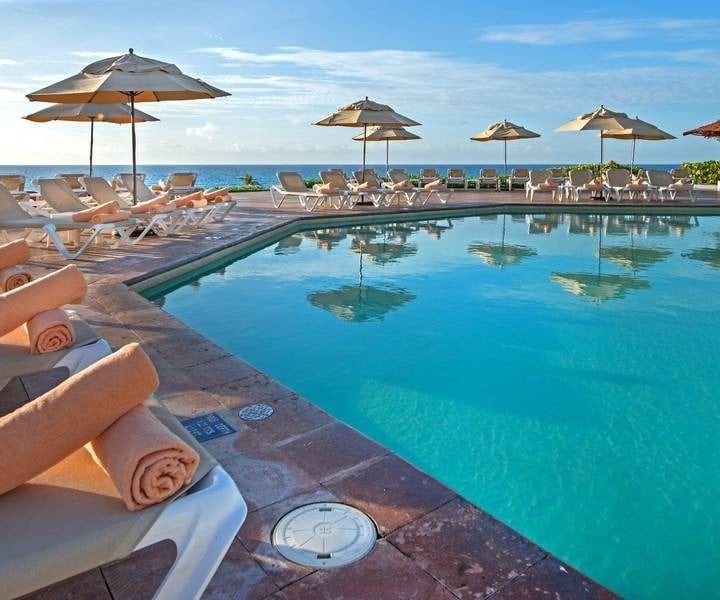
[9,187,710,599]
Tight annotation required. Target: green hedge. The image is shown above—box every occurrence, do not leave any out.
[679,160,720,184]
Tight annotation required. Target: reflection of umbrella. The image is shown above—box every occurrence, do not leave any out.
[468,214,536,267]
[600,245,671,272]
[274,234,303,255]
[601,116,675,171]
[556,105,635,165]
[470,119,540,176]
[24,103,158,176]
[682,246,720,268]
[350,239,417,265]
[353,126,421,175]
[683,119,720,139]
[27,48,230,201]
[550,272,650,304]
[308,284,416,322]
[314,97,420,184]
[304,229,347,251]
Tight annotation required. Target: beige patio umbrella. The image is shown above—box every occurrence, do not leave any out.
[352,126,421,175]
[26,48,230,201]
[470,120,540,176]
[23,103,159,177]
[601,116,675,171]
[556,105,636,165]
[314,97,420,185]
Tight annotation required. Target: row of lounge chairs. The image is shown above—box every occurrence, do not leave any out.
[0,245,246,598]
[0,174,236,259]
[271,169,454,212]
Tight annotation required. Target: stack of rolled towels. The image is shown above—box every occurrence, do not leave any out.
[0,240,33,292]
[0,343,199,510]
[71,200,131,224]
[0,258,85,354]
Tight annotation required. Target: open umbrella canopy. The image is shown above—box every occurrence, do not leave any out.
[352,126,421,141]
[600,245,672,272]
[468,242,537,267]
[350,239,418,265]
[557,105,636,164]
[308,284,416,322]
[683,119,720,139]
[601,116,675,171]
[471,119,540,176]
[550,272,650,304]
[314,98,420,128]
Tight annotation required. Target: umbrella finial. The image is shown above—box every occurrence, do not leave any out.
[129,48,134,54]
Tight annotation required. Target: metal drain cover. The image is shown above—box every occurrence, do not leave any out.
[272,502,376,568]
[238,403,274,421]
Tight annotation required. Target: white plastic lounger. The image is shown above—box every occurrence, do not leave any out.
[526,170,560,202]
[271,172,344,211]
[387,169,453,205]
[0,184,134,259]
[646,170,696,202]
[351,170,396,207]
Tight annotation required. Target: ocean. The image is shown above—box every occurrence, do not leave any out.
[1,164,679,190]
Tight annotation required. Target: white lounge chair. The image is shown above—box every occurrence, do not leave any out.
[507,168,529,191]
[270,172,344,211]
[446,168,467,188]
[646,170,696,202]
[566,168,605,202]
[478,168,500,191]
[526,170,560,202]
[604,169,646,202]
[418,168,440,187]
[351,170,396,207]
[153,172,202,197]
[111,172,146,191]
[386,169,454,205]
[55,173,88,194]
[0,183,135,259]
[0,174,27,200]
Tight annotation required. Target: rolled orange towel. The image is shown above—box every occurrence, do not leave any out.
[147,204,175,214]
[189,198,208,208]
[317,183,338,194]
[90,210,131,223]
[71,201,119,223]
[392,180,413,191]
[424,179,443,190]
[0,264,86,337]
[0,239,30,271]
[0,266,32,292]
[168,191,203,209]
[0,343,159,496]
[24,308,76,354]
[129,194,170,214]
[203,187,230,201]
[354,181,375,191]
[87,404,199,511]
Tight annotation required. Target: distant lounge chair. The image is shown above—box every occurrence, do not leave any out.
[645,170,696,202]
[351,170,395,207]
[526,170,560,202]
[55,173,88,194]
[670,168,692,182]
[419,168,440,187]
[0,174,27,200]
[153,172,202,197]
[566,168,605,202]
[111,172,146,191]
[0,183,134,259]
[388,168,453,205]
[478,168,500,191]
[507,168,529,191]
[549,168,566,185]
[604,168,643,202]
[271,172,345,211]
[446,168,467,188]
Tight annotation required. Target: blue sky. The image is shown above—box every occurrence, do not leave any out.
[1,0,719,165]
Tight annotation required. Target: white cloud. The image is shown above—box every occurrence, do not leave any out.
[608,49,720,65]
[68,50,121,59]
[185,121,218,139]
[0,58,19,67]
[478,18,720,45]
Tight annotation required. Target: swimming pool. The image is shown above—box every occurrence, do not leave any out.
[148,212,720,599]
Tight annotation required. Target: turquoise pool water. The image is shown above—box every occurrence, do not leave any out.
[149,213,720,599]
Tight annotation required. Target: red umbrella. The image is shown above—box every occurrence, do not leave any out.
[683,120,720,139]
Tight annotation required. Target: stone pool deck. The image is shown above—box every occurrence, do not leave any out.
[8,187,715,599]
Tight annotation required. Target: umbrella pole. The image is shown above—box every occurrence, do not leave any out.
[631,137,637,172]
[89,118,95,177]
[600,135,604,169]
[386,140,389,176]
[504,139,507,178]
[361,125,367,184]
[130,92,137,204]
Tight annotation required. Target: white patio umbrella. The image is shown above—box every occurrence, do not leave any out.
[556,105,636,165]
[26,48,230,201]
[470,119,540,176]
[23,103,159,177]
[601,116,675,171]
[352,126,421,174]
[314,97,420,184]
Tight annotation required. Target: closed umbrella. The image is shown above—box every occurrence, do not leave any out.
[601,116,675,171]
[23,103,158,177]
[26,48,230,201]
[556,105,636,166]
[314,97,420,185]
[352,126,421,176]
[470,119,540,177]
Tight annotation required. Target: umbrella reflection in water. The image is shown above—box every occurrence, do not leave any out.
[468,214,537,268]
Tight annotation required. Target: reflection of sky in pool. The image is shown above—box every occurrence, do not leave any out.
[151,213,720,599]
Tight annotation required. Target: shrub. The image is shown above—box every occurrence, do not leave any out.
[679,160,720,184]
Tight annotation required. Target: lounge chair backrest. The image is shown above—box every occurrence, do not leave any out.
[480,168,498,178]
[528,170,552,185]
[55,173,86,190]
[0,174,25,192]
[550,168,564,178]
[448,168,465,178]
[38,178,88,212]
[82,177,131,209]
[112,172,146,189]
[320,170,351,190]
[387,169,410,184]
[277,171,310,194]
[167,172,197,187]
[510,168,529,178]
[568,169,593,186]
[605,169,630,187]
[645,170,673,187]
[117,174,156,202]
[0,183,34,220]
[353,170,382,187]
[420,168,438,178]
[670,168,689,179]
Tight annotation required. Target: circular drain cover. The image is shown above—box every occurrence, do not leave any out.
[238,403,274,421]
[272,502,376,568]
